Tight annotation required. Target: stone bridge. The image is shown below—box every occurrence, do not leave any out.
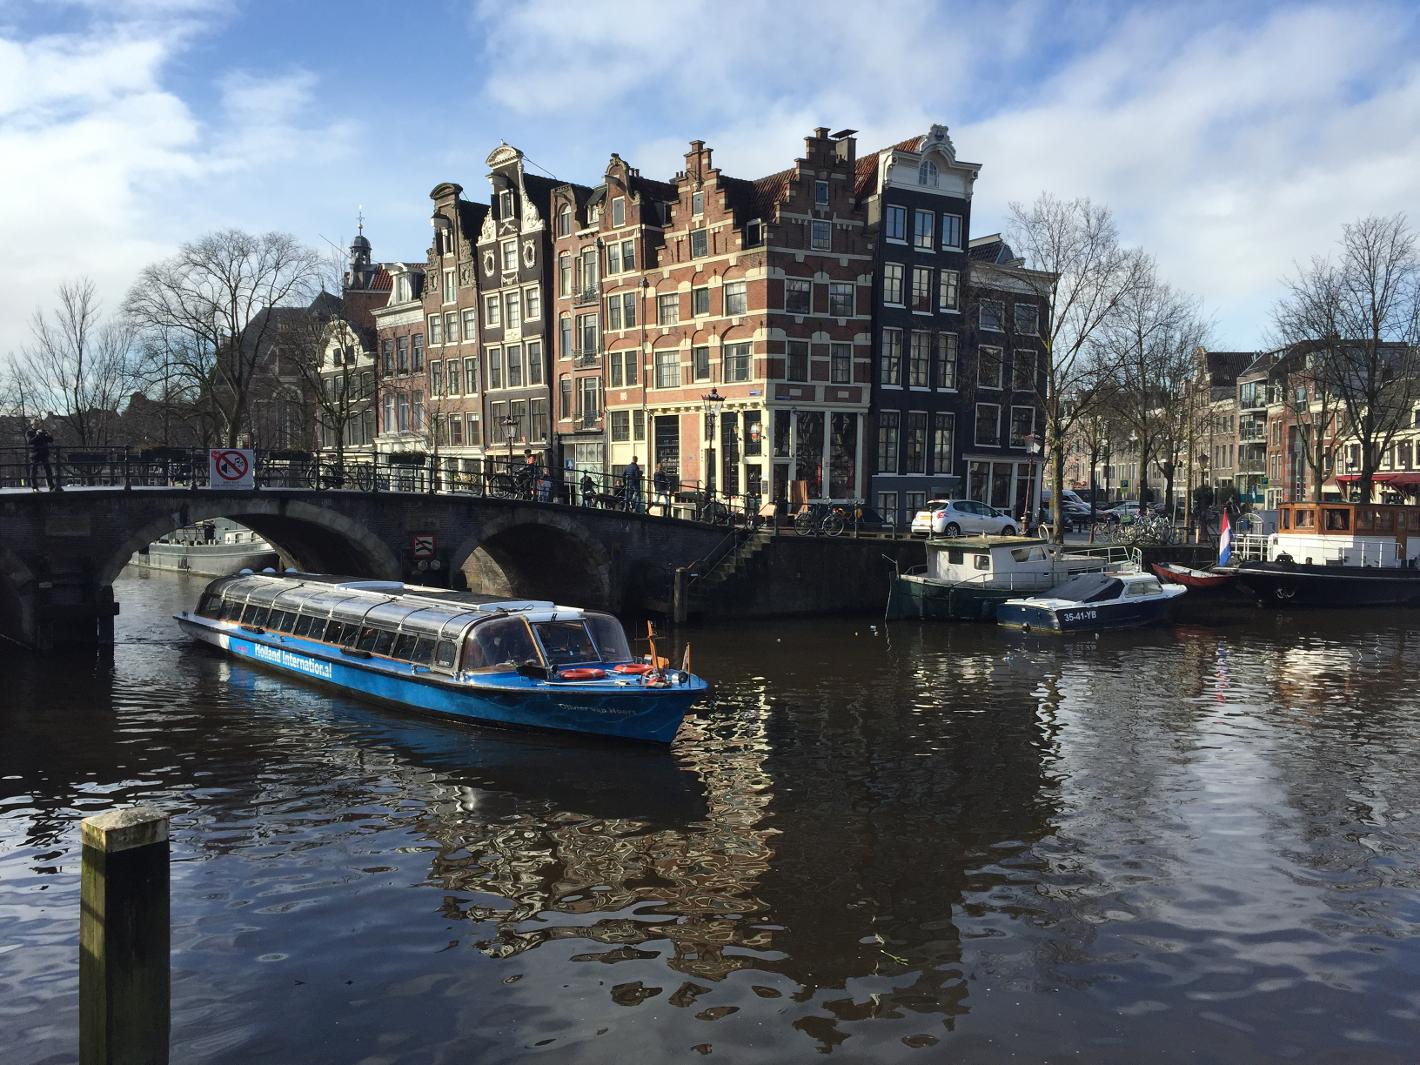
[0,488,731,649]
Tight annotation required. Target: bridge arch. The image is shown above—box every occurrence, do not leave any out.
[99,497,403,589]
[0,546,39,650]
[450,509,616,608]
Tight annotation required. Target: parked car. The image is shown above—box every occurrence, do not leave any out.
[911,499,1018,537]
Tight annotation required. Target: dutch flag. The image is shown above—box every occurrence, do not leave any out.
[1218,510,1233,567]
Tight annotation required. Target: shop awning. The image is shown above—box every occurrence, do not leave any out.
[1334,471,1420,486]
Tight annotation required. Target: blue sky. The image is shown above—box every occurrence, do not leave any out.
[3,0,1419,360]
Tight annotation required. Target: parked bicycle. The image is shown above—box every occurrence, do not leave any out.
[793,500,864,537]
[1108,510,1176,547]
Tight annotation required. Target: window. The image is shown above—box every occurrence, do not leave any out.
[692,287,710,316]
[885,204,907,242]
[911,267,932,312]
[501,239,518,272]
[610,410,630,442]
[526,339,543,386]
[883,263,904,305]
[611,196,625,227]
[814,180,829,206]
[557,205,572,237]
[462,309,478,343]
[1012,349,1035,391]
[445,311,458,344]
[975,403,1001,445]
[505,343,523,387]
[878,491,899,524]
[443,269,456,304]
[937,332,958,389]
[633,409,646,441]
[829,282,854,317]
[932,413,955,474]
[579,377,600,421]
[488,346,501,389]
[578,247,598,292]
[530,398,547,442]
[504,291,521,331]
[978,345,1003,389]
[445,356,461,396]
[428,315,443,346]
[381,339,393,373]
[909,331,931,387]
[607,294,623,330]
[396,335,408,372]
[484,294,500,329]
[690,228,708,258]
[560,375,572,418]
[811,220,831,251]
[1014,302,1039,336]
[464,357,479,394]
[619,241,635,271]
[658,292,679,325]
[691,190,705,215]
[693,345,710,381]
[941,213,962,250]
[913,210,934,250]
[878,411,900,473]
[411,335,423,372]
[918,160,938,187]
[938,270,959,312]
[831,342,852,384]
[786,341,809,382]
[620,291,637,328]
[724,281,748,316]
[1010,405,1036,447]
[723,342,751,382]
[559,314,572,356]
[905,412,927,474]
[979,299,1005,332]
[609,349,623,387]
[431,361,444,397]
[655,349,680,388]
[880,328,902,386]
[621,349,637,386]
[606,241,622,275]
[524,287,541,322]
[448,414,463,446]
[785,278,811,313]
[577,313,597,356]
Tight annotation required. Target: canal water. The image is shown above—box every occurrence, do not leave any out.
[4,571,1420,1063]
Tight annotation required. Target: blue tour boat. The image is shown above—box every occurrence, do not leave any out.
[176,573,709,743]
[996,571,1186,633]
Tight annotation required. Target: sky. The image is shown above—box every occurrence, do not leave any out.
[2,0,1419,362]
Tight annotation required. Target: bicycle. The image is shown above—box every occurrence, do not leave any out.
[793,501,861,537]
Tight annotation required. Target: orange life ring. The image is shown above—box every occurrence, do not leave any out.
[558,667,607,681]
[612,663,653,674]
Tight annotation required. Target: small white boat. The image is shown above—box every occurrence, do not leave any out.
[997,572,1186,633]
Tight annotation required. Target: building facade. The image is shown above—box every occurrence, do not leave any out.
[372,263,427,483]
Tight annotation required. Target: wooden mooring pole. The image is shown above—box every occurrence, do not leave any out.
[80,807,170,1065]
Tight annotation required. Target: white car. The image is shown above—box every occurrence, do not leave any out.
[911,499,1017,537]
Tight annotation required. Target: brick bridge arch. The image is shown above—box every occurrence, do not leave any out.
[448,509,615,608]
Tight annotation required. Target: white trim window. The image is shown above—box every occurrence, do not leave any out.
[445,357,461,396]
[911,267,932,312]
[978,345,1004,390]
[484,294,501,329]
[979,299,1005,332]
[785,278,811,314]
[918,160,938,187]
[1014,301,1040,336]
[884,204,907,242]
[831,342,852,384]
[880,328,903,387]
[811,219,831,251]
[913,210,934,250]
[611,196,625,227]
[654,348,681,389]
[690,228,708,258]
[941,213,962,250]
[524,286,541,322]
[503,291,521,331]
[829,282,854,317]
[883,263,904,306]
[658,292,679,325]
[975,403,1001,446]
[428,314,443,346]
[724,281,749,317]
[723,342,751,382]
[1009,405,1036,447]
[500,239,518,272]
[462,309,478,343]
[443,269,457,304]
[691,190,705,216]
[938,270,960,312]
[445,312,458,344]
[937,332,958,389]
[606,241,623,275]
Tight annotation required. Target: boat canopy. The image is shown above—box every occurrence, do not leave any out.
[1043,573,1124,603]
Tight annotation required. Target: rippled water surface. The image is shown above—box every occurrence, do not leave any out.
[4,571,1420,1063]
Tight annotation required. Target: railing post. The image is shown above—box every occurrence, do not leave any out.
[80,807,170,1065]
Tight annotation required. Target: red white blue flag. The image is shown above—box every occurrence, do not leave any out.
[1218,510,1233,566]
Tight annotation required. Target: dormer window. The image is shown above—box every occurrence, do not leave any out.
[691,190,705,216]
[918,160,939,187]
[745,219,763,246]
[499,189,514,218]
[814,180,829,207]
[611,196,625,227]
[557,205,572,237]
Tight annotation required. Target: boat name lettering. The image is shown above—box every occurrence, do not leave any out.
[252,642,334,680]
[1062,610,1098,622]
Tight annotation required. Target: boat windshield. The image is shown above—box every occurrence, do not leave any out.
[585,613,633,662]
[533,620,600,666]
[1045,573,1123,603]
[462,616,540,672]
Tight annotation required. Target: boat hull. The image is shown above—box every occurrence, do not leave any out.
[133,542,280,578]
[996,596,1181,633]
[1232,562,1420,608]
[887,575,1019,621]
[177,615,701,743]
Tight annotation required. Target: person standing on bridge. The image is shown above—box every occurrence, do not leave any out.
[624,455,643,512]
[652,461,672,516]
[26,420,58,491]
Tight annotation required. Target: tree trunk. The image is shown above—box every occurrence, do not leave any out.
[1049,443,1065,544]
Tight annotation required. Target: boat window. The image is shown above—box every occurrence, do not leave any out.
[197,593,222,619]
[534,620,599,665]
[434,640,457,670]
[372,629,397,656]
[391,632,419,661]
[356,626,382,652]
[320,620,344,644]
[294,613,323,638]
[1281,510,1291,530]
[220,599,242,621]
[1374,509,1395,532]
[463,617,540,672]
[946,548,964,565]
[1048,574,1123,603]
[1324,509,1350,531]
[973,554,990,571]
[585,614,633,662]
[248,607,271,628]
[1295,509,1314,529]
[411,637,436,665]
[1126,578,1162,597]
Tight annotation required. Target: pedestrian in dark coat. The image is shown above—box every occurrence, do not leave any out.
[26,421,57,491]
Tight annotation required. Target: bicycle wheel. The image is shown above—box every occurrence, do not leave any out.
[704,501,730,526]
[822,512,846,537]
[490,473,517,498]
[793,511,815,535]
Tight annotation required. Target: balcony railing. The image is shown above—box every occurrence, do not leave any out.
[573,286,600,307]
[574,350,600,368]
[1239,427,1266,443]
[578,411,600,430]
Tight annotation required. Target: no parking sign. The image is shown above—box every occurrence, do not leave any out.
[209,449,255,490]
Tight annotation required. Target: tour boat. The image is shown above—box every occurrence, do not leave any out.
[1229,501,1420,607]
[176,573,708,743]
[996,571,1186,633]
[886,535,1112,622]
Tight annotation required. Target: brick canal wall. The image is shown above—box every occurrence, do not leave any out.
[699,535,922,618]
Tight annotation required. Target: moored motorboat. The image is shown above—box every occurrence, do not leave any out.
[1149,562,1237,591]
[175,573,708,743]
[997,571,1186,633]
[887,535,1113,621]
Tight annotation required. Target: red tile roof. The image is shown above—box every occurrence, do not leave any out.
[853,135,924,198]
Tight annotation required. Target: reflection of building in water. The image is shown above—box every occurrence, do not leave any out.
[412,679,780,984]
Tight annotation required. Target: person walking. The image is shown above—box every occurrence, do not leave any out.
[652,461,672,516]
[580,472,596,507]
[518,449,537,499]
[623,455,643,512]
[26,421,57,491]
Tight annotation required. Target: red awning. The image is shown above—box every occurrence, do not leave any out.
[1334,472,1420,486]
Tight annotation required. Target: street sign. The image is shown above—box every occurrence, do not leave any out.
[208,449,254,490]
[1121,479,1130,488]
[410,533,437,559]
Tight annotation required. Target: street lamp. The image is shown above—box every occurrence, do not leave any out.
[1024,432,1042,533]
[501,412,518,468]
[702,387,725,497]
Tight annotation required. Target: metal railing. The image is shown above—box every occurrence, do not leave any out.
[573,287,600,307]
[573,351,600,367]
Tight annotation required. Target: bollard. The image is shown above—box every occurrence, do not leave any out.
[672,567,689,625]
[80,807,170,1065]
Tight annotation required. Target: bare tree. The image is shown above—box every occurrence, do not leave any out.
[285,315,377,482]
[1273,214,1420,501]
[125,230,323,448]
[1005,193,1147,539]
[14,278,137,447]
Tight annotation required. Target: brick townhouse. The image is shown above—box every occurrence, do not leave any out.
[371,262,427,482]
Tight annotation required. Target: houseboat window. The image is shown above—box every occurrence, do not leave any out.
[464,617,539,671]
[1281,510,1291,530]
[585,614,633,662]
[1324,509,1350,531]
[1374,509,1395,532]
[321,620,346,645]
[434,641,457,670]
[1295,509,1314,528]
[946,549,964,565]
[220,599,242,621]
[973,554,990,571]
[248,606,271,628]
[534,620,599,665]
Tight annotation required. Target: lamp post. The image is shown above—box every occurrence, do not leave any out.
[501,413,518,470]
[1024,432,1043,535]
[702,387,725,499]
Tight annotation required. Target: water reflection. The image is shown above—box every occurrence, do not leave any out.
[4,573,1420,1062]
